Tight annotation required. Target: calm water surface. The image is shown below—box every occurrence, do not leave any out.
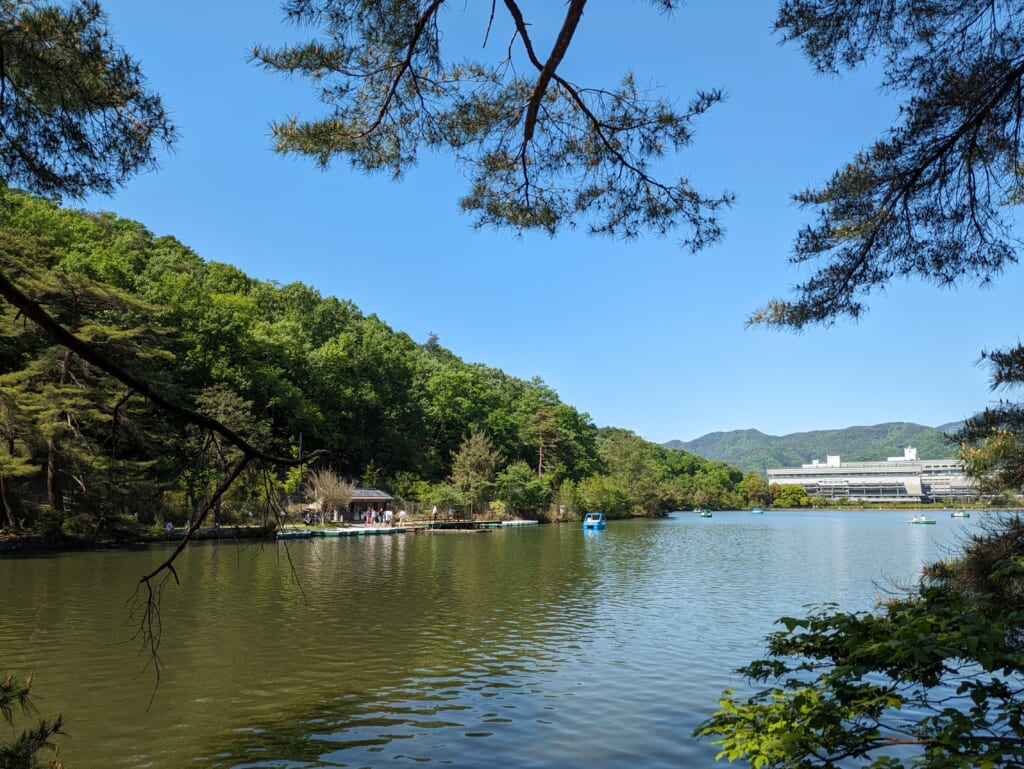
[0,510,981,768]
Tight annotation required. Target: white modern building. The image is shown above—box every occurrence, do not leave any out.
[767,447,976,503]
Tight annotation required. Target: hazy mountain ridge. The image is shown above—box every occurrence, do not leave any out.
[665,422,963,475]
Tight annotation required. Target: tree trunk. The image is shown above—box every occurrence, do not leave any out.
[46,437,57,509]
[0,473,15,528]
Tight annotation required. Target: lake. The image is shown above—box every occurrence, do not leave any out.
[0,510,981,768]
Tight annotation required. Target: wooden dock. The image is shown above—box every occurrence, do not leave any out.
[276,519,539,539]
[277,526,406,539]
[418,519,539,531]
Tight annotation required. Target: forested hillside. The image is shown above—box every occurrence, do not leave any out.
[0,190,763,539]
[666,422,961,475]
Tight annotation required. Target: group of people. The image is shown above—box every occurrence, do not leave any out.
[364,507,407,527]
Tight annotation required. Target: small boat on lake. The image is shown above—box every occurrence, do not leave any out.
[699,509,713,518]
[908,514,937,525]
[582,512,607,530]
[751,507,764,515]
[950,510,970,518]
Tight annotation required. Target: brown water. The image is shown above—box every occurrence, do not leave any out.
[0,512,973,768]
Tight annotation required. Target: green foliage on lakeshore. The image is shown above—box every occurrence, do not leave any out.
[696,514,1024,768]
[0,189,756,537]
[668,422,961,475]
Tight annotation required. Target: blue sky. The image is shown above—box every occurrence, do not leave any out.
[78,1,1024,445]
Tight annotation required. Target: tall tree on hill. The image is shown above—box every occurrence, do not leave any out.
[0,224,180,521]
[450,427,502,517]
[522,398,562,480]
[0,383,37,528]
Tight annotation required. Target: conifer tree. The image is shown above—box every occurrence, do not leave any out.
[0,0,175,198]
[0,673,64,769]
[251,0,732,249]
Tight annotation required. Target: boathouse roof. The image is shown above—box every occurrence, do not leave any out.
[351,488,393,502]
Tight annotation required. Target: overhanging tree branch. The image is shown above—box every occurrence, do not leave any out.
[253,0,731,244]
[0,270,323,468]
[753,2,1024,330]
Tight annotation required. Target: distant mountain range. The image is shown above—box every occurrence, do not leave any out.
[664,422,963,475]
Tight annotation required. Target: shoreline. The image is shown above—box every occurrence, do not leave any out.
[2,507,1017,555]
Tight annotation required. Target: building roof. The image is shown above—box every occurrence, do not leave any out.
[351,488,393,502]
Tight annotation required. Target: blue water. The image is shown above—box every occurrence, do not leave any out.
[0,510,981,768]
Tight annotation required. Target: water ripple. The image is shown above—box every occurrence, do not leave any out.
[0,511,976,768]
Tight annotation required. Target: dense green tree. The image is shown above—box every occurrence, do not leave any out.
[450,427,502,517]
[420,355,496,475]
[304,317,426,477]
[496,459,548,518]
[252,0,732,248]
[577,472,634,518]
[770,482,810,508]
[0,222,178,526]
[597,428,662,516]
[740,471,771,508]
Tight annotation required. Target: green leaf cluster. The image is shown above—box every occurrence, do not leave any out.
[696,515,1024,768]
